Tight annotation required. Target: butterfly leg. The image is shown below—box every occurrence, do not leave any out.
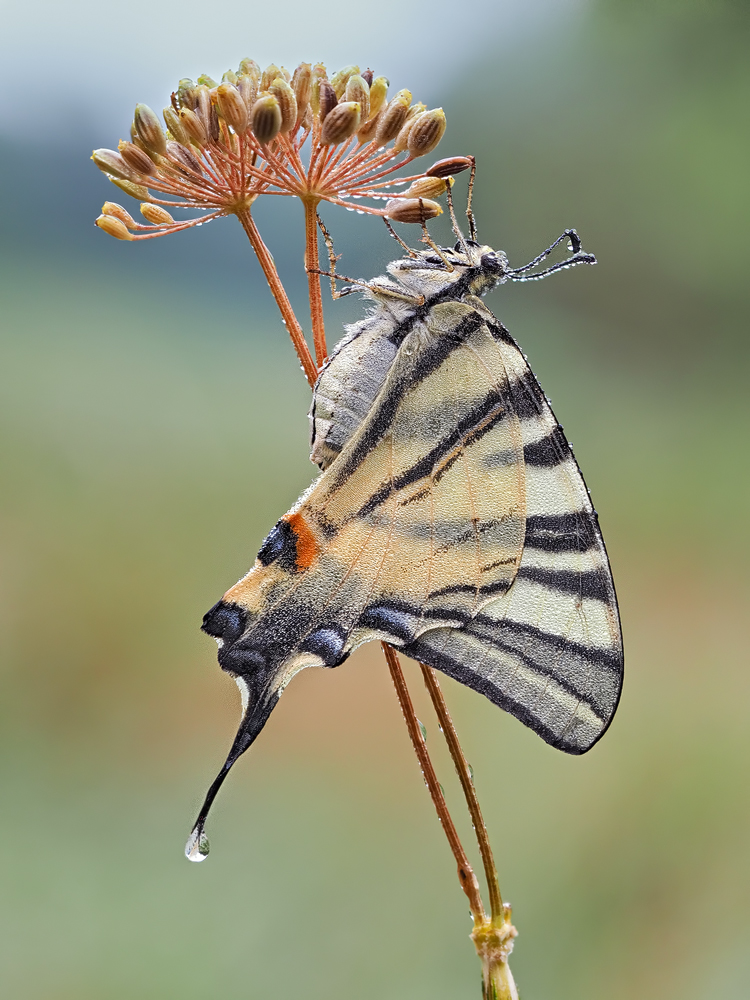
[465,155,478,242]
[384,217,420,257]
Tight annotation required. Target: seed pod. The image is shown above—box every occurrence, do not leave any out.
[376,90,411,144]
[362,68,374,86]
[102,201,137,227]
[96,214,133,240]
[345,75,370,122]
[384,197,442,223]
[237,73,259,112]
[269,78,297,133]
[250,95,282,143]
[140,203,174,225]
[179,108,207,145]
[163,106,190,147]
[404,176,451,199]
[310,64,327,115]
[91,148,143,183]
[133,104,167,156]
[222,69,238,85]
[238,58,260,78]
[177,79,198,110]
[330,65,359,99]
[216,83,248,134]
[393,115,419,153]
[110,178,151,201]
[197,73,217,88]
[357,111,381,143]
[292,63,312,119]
[195,86,220,142]
[261,63,282,91]
[117,140,156,175]
[368,76,389,118]
[407,109,446,157]
[318,80,338,122]
[425,155,473,178]
[166,140,204,175]
[320,101,361,146]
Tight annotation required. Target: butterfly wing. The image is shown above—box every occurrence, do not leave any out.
[403,297,623,754]
[203,300,528,768]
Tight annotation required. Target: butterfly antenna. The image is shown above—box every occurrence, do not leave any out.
[509,228,597,282]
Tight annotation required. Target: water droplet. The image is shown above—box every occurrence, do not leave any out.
[418,719,427,742]
[439,782,445,797]
[468,763,474,783]
[356,210,364,215]
[185,823,210,862]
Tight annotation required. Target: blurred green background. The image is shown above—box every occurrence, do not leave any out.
[1,2,748,998]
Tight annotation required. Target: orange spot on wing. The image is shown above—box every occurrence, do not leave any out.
[284,512,320,570]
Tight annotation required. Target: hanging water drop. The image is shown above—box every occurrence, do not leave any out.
[185,823,210,862]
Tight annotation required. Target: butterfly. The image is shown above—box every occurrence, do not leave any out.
[185,229,623,859]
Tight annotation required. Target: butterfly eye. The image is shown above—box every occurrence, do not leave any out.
[480,252,504,275]
[202,600,248,644]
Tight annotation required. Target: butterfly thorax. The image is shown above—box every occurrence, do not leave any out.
[310,243,510,470]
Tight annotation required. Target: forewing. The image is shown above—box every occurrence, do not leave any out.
[224,301,526,669]
[403,299,623,754]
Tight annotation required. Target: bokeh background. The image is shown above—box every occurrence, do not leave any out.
[1,1,748,997]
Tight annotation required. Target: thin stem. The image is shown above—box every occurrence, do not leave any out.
[419,664,504,922]
[303,197,327,367]
[235,207,318,387]
[381,642,486,925]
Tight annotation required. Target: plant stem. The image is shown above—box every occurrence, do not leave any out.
[302,197,328,367]
[419,663,504,922]
[235,207,318,387]
[381,642,486,924]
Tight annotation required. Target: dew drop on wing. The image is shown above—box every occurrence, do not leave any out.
[185,823,210,862]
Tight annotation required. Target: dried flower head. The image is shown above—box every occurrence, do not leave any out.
[91,60,450,242]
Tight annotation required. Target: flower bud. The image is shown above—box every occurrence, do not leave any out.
[179,108,207,146]
[163,106,190,146]
[368,76,389,119]
[102,202,137,227]
[96,214,133,240]
[345,75,370,121]
[376,90,411,144]
[310,64,327,115]
[134,104,167,156]
[216,83,248,134]
[320,101,361,146]
[222,69,238,85]
[237,74,258,112]
[261,63,282,91]
[318,80,337,122]
[110,178,151,201]
[117,140,156,175]
[197,74,217,88]
[292,63,312,120]
[404,176,451,199]
[330,65,359,99]
[269,78,297,133]
[425,155,473,178]
[407,109,446,157]
[250,95,282,143]
[384,198,442,223]
[177,79,198,110]
[140,203,174,225]
[238,58,260,78]
[166,140,204,175]
[92,148,143,183]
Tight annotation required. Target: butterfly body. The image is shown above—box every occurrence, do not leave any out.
[195,238,623,834]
